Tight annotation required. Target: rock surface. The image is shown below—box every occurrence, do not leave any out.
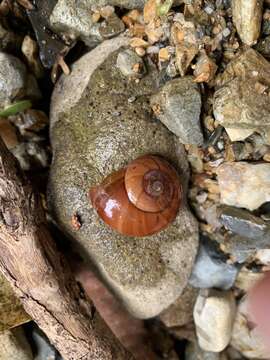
[217,162,270,211]
[116,49,145,78]
[159,285,198,328]
[186,341,228,360]
[219,205,269,239]
[194,289,236,352]
[150,77,203,145]
[231,297,269,359]
[0,273,30,332]
[189,236,239,290]
[214,49,270,141]
[0,52,26,108]
[48,36,199,319]
[232,0,263,46]
[0,328,33,360]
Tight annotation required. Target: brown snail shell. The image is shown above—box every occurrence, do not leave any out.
[89,155,182,237]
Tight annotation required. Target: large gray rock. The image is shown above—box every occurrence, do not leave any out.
[48,37,199,319]
[150,77,203,145]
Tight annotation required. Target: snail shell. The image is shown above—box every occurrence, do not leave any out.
[89,155,182,237]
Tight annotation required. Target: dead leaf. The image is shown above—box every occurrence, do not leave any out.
[144,0,157,24]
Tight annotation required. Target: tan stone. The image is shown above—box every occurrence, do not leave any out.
[0,273,30,332]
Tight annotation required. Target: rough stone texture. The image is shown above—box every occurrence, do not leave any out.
[48,36,199,319]
[0,52,26,108]
[214,49,270,141]
[186,341,228,360]
[0,273,30,332]
[232,0,263,46]
[50,0,124,45]
[194,289,236,352]
[50,0,99,44]
[159,285,198,328]
[231,297,269,359]
[0,328,33,360]
[219,206,270,249]
[217,162,270,211]
[116,49,145,78]
[189,236,239,290]
[150,77,203,145]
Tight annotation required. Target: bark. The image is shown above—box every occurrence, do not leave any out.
[0,136,134,360]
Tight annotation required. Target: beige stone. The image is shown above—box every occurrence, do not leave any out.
[232,0,263,45]
[217,162,270,211]
[194,289,236,352]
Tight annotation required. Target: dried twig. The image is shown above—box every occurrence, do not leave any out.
[0,136,134,360]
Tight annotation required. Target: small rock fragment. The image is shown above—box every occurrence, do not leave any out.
[232,0,263,45]
[189,236,239,290]
[194,289,236,352]
[194,51,217,83]
[21,35,44,79]
[50,0,94,39]
[150,76,203,145]
[219,205,270,244]
[0,52,26,108]
[0,328,33,360]
[98,14,125,39]
[225,127,252,142]
[171,14,199,76]
[217,162,270,211]
[231,296,269,359]
[159,285,198,328]
[116,49,146,78]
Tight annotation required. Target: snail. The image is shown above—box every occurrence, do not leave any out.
[89,155,182,237]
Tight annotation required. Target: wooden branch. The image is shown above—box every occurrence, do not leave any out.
[0,136,134,360]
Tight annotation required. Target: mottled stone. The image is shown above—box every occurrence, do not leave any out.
[116,49,145,78]
[0,273,30,332]
[48,37,199,319]
[214,49,270,137]
[194,289,236,352]
[0,52,26,108]
[189,236,239,290]
[0,328,33,360]
[232,0,263,46]
[150,77,203,145]
[219,205,270,244]
[50,0,124,45]
[217,162,270,211]
[186,341,228,360]
[231,297,269,359]
[159,285,198,328]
